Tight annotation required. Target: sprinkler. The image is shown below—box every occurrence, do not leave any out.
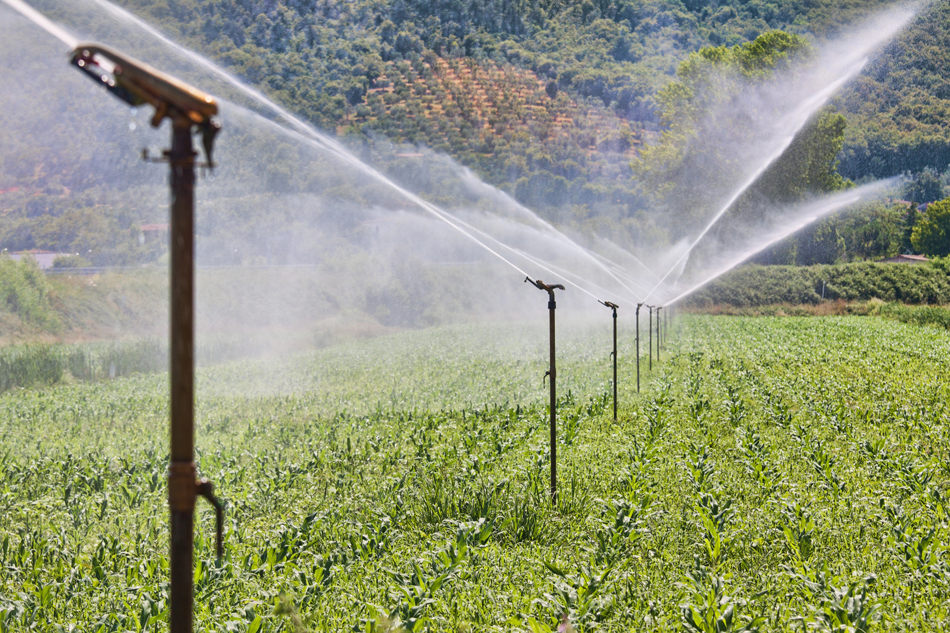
[70,43,222,633]
[635,303,643,393]
[526,277,565,503]
[648,305,653,371]
[599,301,619,421]
[665,306,670,344]
[656,306,662,362]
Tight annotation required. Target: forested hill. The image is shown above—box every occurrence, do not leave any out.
[4,0,950,269]
[104,0,940,202]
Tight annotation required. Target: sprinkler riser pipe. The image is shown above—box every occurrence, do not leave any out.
[168,119,196,633]
[600,301,619,419]
[548,300,557,503]
[648,307,652,371]
[612,309,617,421]
[526,278,562,504]
[635,304,641,393]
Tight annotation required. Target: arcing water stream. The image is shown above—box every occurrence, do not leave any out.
[665,181,894,305]
[640,4,919,304]
[83,0,645,305]
[3,0,633,307]
[0,0,923,312]
[0,0,77,47]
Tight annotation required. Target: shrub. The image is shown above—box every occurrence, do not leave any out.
[688,262,950,307]
[0,256,59,329]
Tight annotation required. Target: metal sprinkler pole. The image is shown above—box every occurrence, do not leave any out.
[68,43,224,633]
[599,301,619,421]
[636,303,642,393]
[656,306,662,362]
[526,277,565,503]
[168,116,196,633]
[648,305,653,371]
[167,119,223,633]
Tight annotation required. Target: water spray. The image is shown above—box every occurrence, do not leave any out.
[69,42,223,633]
[599,301,619,422]
[526,277,565,503]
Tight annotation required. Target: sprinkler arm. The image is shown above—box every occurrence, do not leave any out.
[527,277,564,386]
[525,277,565,298]
[69,43,221,166]
[599,300,619,357]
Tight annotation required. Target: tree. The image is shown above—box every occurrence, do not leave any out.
[911,198,950,256]
[903,168,944,205]
[632,31,846,239]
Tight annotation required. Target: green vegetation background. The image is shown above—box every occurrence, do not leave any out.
[5,0,950,267]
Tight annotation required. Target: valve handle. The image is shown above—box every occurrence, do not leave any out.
[196,478,224,560]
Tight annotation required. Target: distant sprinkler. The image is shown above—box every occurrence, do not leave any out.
[526,277,565,503]
[635,303,643,393]
[599,300,619,422]
[656,306,662,362]
[69,42,222,633]
[648,305,654,371]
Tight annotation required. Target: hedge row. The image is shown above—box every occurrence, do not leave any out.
[686,261,950,307]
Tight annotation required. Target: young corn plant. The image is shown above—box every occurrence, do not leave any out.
[723,384,747,428]
[736,428,780,496]
[684,444,715,494]
[781,503,816,568]
[791,568,882,633]
[678,558,764,633]
[883,504,947,581]
[591,495,654,566]
[537,562,615,630]
[696,491,734,569]
[382,555,467,632]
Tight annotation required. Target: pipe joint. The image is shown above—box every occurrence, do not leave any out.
[168,461,197,512]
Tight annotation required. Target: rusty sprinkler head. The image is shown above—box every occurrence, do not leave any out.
[525,277,564,292]
[70,43,221,166]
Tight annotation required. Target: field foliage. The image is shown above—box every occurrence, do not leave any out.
[2,317,950,630]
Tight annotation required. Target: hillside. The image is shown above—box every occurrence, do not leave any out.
[3,0,950,273]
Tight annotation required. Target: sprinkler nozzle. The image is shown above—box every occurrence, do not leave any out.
[70,43,221,165]
[526,277,564,293]
[599,300,619,310]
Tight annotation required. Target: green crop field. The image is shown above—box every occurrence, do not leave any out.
[3,316,950,631]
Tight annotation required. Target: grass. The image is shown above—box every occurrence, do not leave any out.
[2,316,950,630]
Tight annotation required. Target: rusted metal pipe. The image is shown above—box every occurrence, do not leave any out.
[599,301,619,421]
[526,277,565,503]
[69,44,224,633]
[167,117,195,633]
